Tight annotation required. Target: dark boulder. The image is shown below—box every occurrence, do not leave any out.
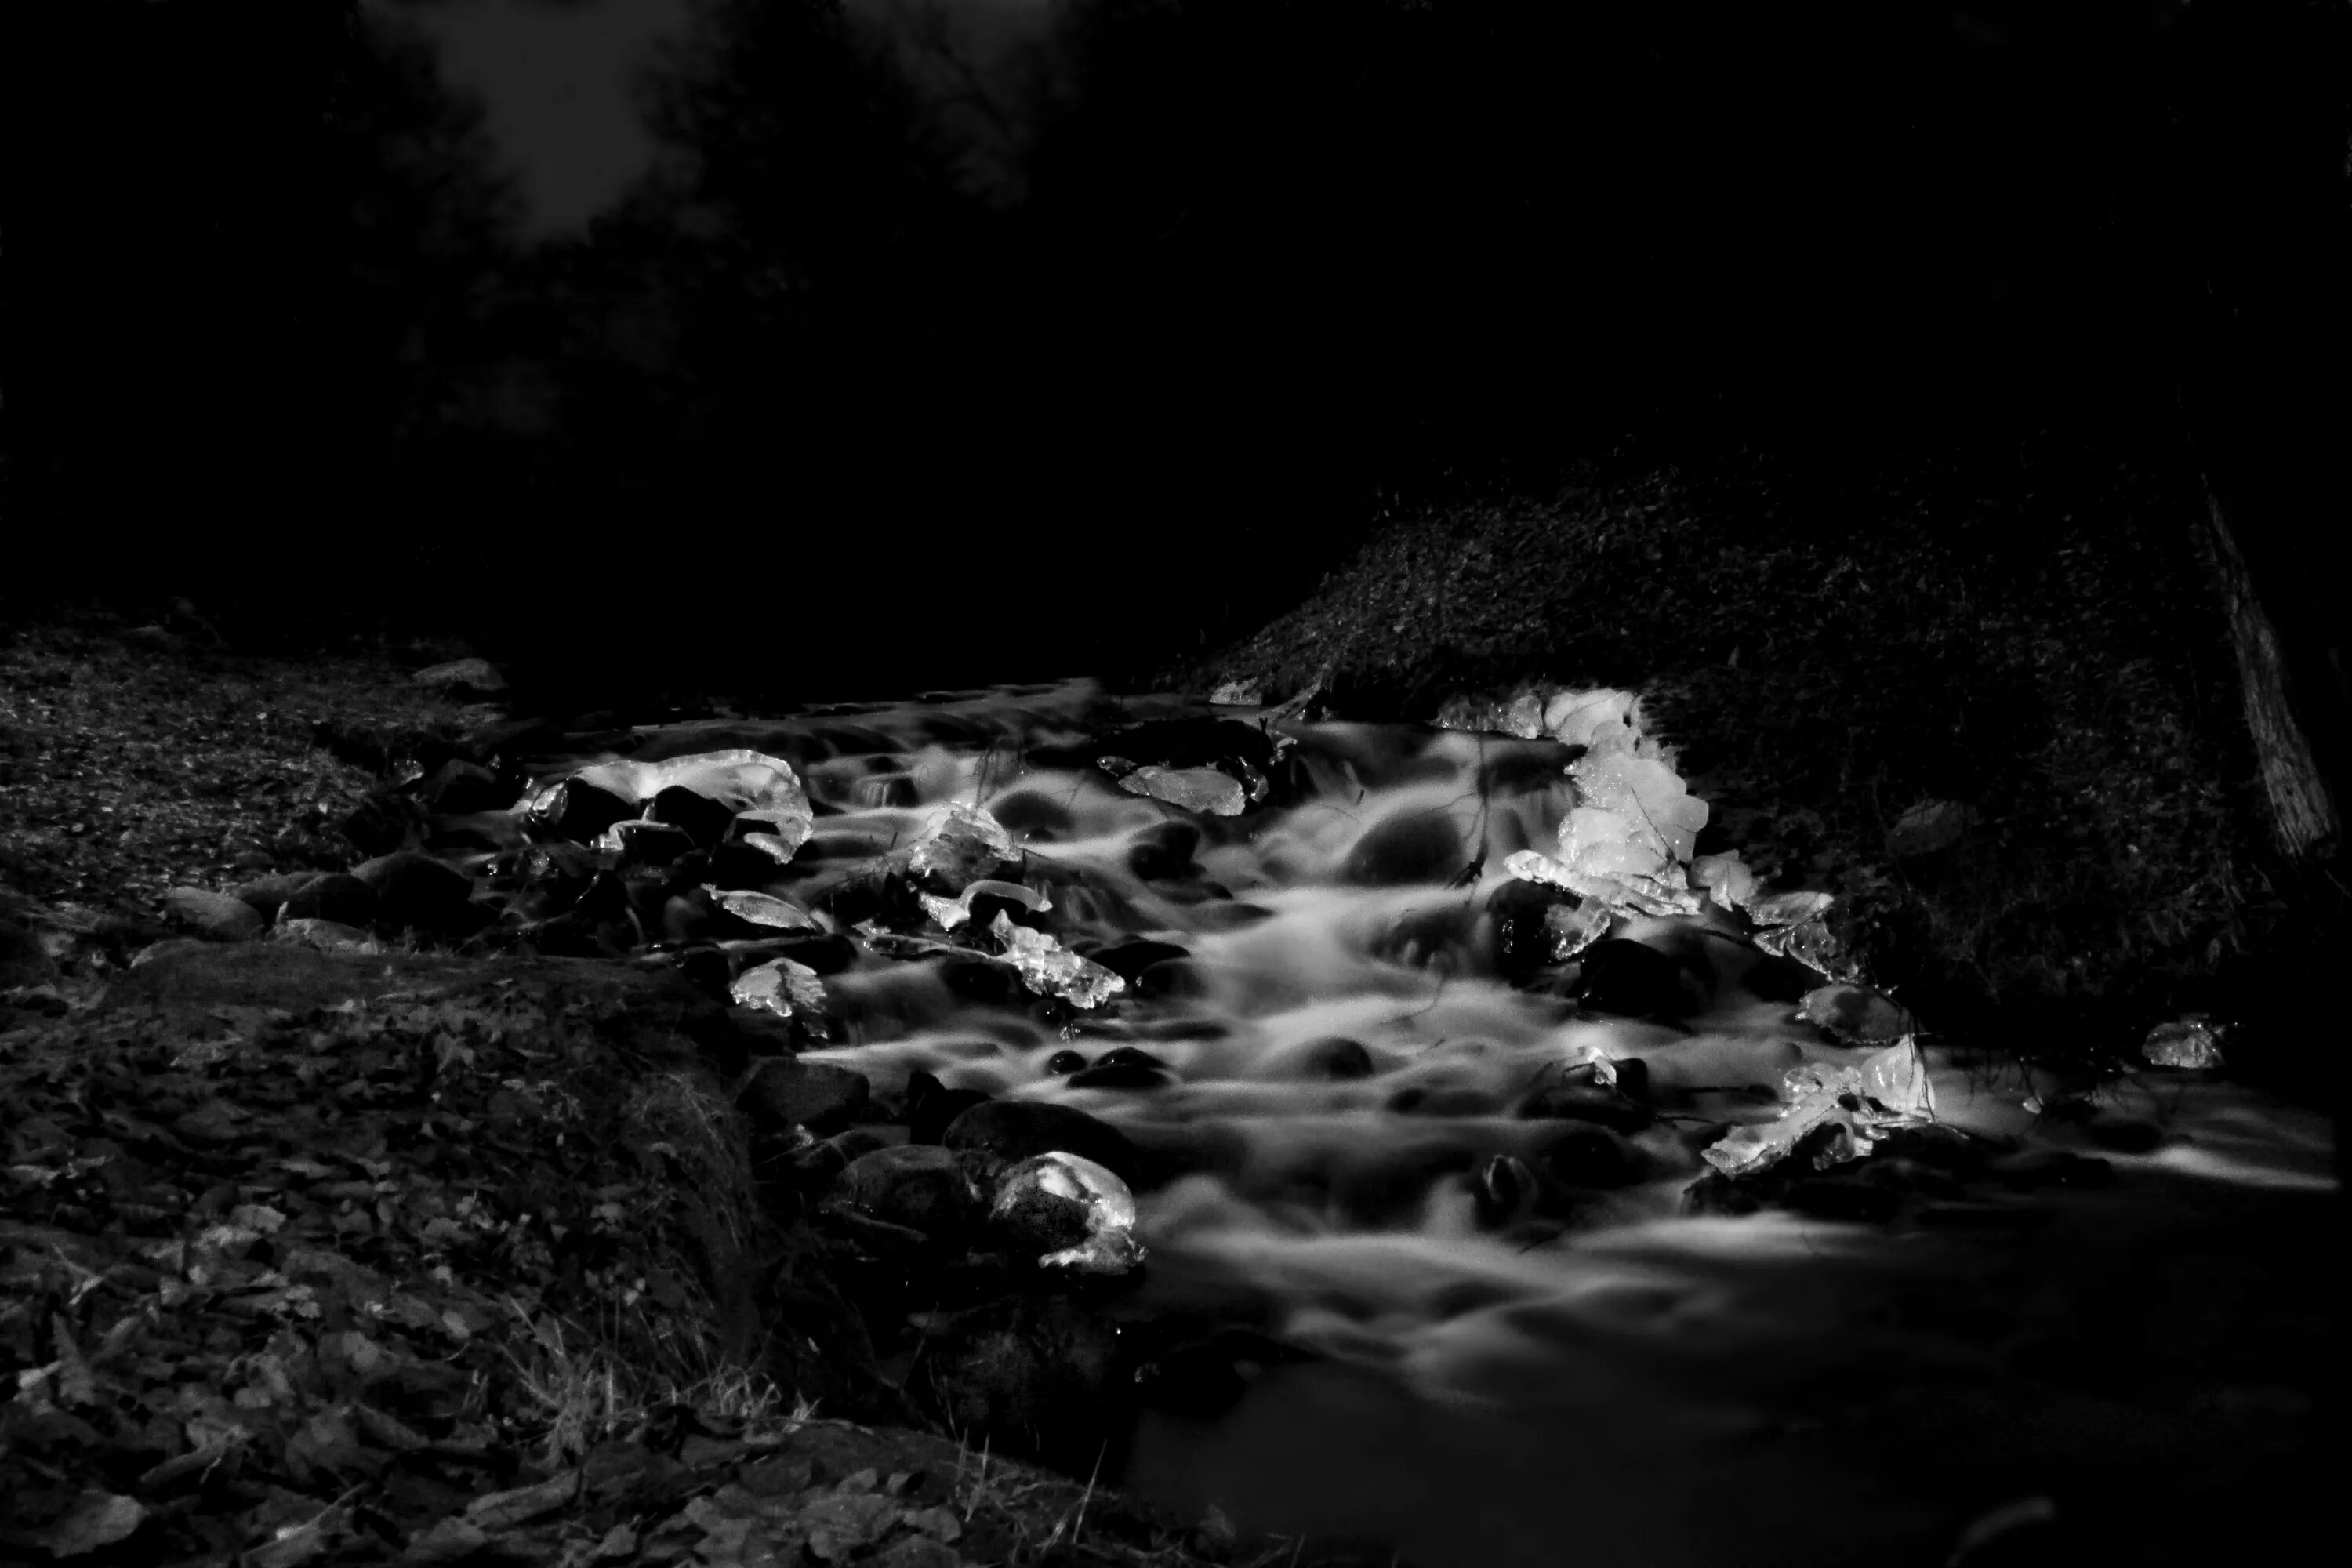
[162,887,264,942]
[789,1126,903,1189]
[1740,952,1820,1004]
[1515,1064,1653,1133]
[1781,1178,1902,1224]
[419,759,510,815]
[1473,739,1581,797]
[1682,1172,1762,1218]
[818,866,924,930]
[740,1058,873,1137]
[1125,821,1202,882]
[707,839,787,889]
[1343,809,1469,887]
[830,1144,975,1245]
[726,931,856,978]
[485,841,598,922]
[987,790,1075,837]
[1135,958,1209,1000]
[942,1100,1141,1189]
[353,851,477,935]
[230,872,313,922]
[1571,938,1705,1020]
[1279,1036,1377,1080]
[938,956,1023,1007]
[1090,938,1191,983]
[966,885,1050,932]
[1097,716,1276,775]
[906,1070,993,1145]
[670,943,733,1000]
[608,818,698,869]
[1066,1058,1177,1091]
[279,873,375,928]
[530,778,637,846]
[1486,877,1578,981]
[648,784,736,849]
[341,790,426,857]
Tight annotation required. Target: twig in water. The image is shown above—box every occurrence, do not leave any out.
[1396,963,1454,1022]
[1449,730,1494,893]
[1071,1437,1109,1548]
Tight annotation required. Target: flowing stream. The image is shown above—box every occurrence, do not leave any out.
[532,679,2336,1568]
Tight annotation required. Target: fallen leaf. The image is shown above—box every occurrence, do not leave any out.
[34,1492,145,1557]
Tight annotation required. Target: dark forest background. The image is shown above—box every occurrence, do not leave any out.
[1,0,2343,704]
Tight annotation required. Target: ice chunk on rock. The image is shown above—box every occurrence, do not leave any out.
[1570,749,1709,864]
[2143,1014,2227,1070]
[527,750,814,864]
[990,912,1125,1008]
[1701,1037,1934,1178]
[920,879,1051,931]
[732,957,828,1023]
[1504,850,1697,918]
[1690,852,1759,913]
[990,1151,1145,1274]
[710,888,822,932]
[1756,916,1849,980]
[1542,900,1613,960]
[1545,689,1639,750]
[909,802,1017,891]
[1798,983,1915,1044]
[1748,890,1835,928]
[1118,764,1247,816]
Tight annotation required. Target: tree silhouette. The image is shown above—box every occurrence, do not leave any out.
[0,0,527,637]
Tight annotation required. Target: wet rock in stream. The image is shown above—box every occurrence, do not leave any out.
[903,1069,992,1143]
[829,1145,976,1247]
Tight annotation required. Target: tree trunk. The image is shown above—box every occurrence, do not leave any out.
[2164,0,2351,874]
[2197,481,2343,862]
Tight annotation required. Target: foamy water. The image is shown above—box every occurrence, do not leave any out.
[564,680,2335,1567]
